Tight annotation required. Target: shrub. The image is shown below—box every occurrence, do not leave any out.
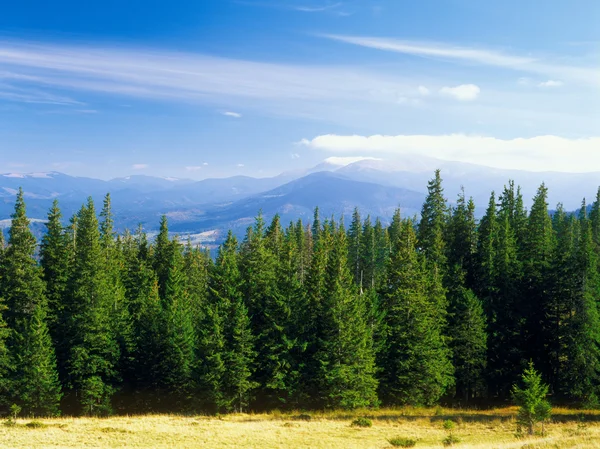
[351,417,372,428]
[443,419,455,431]
[25,421,47,429]
[389,436,417,447]
[294,413,312,421]
[442,434,461,446]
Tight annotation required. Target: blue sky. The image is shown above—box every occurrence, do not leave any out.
[0,0,599,179]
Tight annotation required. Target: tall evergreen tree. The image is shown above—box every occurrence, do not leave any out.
[0,189,61,416]
[240,214,293,408]
[347,208,362,286]
[316,220,378,409]
[379,213,453,405]
[160,240,196,405]
[40,200,70,363]
[66,198,120,415]
[560,202,600,402]
[152,215,172,299]
[522,184,555,384]
[418,169,449,271]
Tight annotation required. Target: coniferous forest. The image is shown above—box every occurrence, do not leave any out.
[1,170,600,417]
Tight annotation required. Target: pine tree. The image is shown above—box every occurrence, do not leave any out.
[316,220,378,409]
[40,200,70,365]
[16,303,62,416]
[66,198,120,415]
[152,215,172,299]
[560,203,600,402]
[160,239,196,406]
[522,184,555,383]
[0,189,61,415]
[0,211,11,410]
[99,194,134,395]
[491,208,524,397]
[347,208,362,286]
[204,231,256,412]
[379,215,453,405]
[447,272,487,402]
[240,214,293,408]
[447,189,477,288]
[418,169,449,271]
[512,362,551,436]
[224,296,258,413]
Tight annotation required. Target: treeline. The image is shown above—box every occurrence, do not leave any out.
[0,170,599,417]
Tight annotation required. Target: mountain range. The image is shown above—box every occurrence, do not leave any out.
[2,156,600,245]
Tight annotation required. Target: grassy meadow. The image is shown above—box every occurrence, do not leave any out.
[1,407,599,448]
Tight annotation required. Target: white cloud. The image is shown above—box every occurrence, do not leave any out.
[324,156,382,166]
[185,166,203,171]
[322,35,600,86]
[291,153,300,159]
[439,84,480,101]
[324,35,534,67]
[301,133,600,173]
[237,163,245,167]
[538,80,563,88]
[223,111,242,118]
[292,2,342,12]
[417,85,429,95]
[203,162,209,166]
[132,163,148,170]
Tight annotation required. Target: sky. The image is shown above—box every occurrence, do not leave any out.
[0,0,599,179]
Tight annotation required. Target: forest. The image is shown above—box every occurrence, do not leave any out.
[0,169,599,417]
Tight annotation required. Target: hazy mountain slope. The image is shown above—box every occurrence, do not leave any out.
[337,158,600,211]
[168,172,426,233]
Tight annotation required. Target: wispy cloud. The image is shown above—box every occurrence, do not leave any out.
[301,134,600,172]
[185,166,203,171]
[234,0,343,13]
[222,111,242,118]
[237,163,245,167]
[322,35,600,86]
[132,163,148,170]
[538,80,563,88]
[292,2,342,12]
[439,84,480,101]
[323,35,533,66]
[290,153,300,159]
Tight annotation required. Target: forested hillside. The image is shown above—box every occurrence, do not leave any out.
[0,170,599,417]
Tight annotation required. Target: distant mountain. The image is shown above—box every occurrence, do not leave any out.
[337,158,600,211]
[3,157,600,243]
[168,172,426,234]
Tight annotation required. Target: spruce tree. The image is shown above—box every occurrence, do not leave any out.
[99,194,134,395]
[522,184,555,383]
[447,272,487,402]
[240,214,292,408]
[1,189,61,415]
[560,203,600,402]
[347,208,362,286]
[204,231,256,412]
[40,200,70,364]
[379,214,453,405]
[16,303,62,416]
[160,239,196,406]
[152,215,172,299]
[66,198,119,415]
[316,220,378,409]
[418,169,449,271]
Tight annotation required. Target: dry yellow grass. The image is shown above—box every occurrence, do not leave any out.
[1,407,599,448]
